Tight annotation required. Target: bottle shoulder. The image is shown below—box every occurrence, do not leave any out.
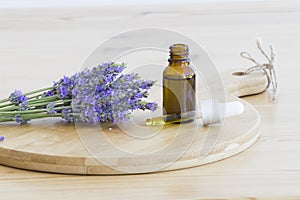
[163,64,195,79]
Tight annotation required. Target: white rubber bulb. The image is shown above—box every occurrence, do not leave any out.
[200,100,244,126]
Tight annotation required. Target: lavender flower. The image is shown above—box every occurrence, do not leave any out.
[1,62,158,125]
[0,136,4,141]
[62,108,73,122]
[9,90,23,103]
[15,114,29,124]
[9,90,28,110]
[46,102,56,115]
[145,102,157,111]
[66,62,157,124]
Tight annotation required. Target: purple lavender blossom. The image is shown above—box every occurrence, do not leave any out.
[6,62,158,125]
[145,102,157,111]
[69,62,158,124]
[0,136,4,141]
[62,108,73,122]
[20,101,28,111]
[9,90,22,103]
[9,90,28,110]
[46,102,56,115]
[15,114,29,124]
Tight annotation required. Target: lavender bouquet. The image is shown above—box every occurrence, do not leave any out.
[0,62,158,125]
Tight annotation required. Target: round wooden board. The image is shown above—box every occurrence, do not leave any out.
[0,96,260,175]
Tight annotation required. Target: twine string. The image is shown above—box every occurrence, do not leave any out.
[240,40,278,101]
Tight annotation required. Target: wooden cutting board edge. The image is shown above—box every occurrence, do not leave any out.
[0,97,261,175]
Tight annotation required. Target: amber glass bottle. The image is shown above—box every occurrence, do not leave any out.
[163,44,196,120]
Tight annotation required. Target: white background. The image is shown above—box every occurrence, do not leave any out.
[0,0,274,8]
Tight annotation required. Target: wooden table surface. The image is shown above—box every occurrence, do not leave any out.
[0,1,299,199]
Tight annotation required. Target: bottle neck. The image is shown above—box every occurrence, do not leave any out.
[168,44,190,64]
[168,60,190,68]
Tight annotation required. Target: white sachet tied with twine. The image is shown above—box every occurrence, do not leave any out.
[240,39,278,101]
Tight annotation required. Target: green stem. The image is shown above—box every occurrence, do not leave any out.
[0,106,71,116]
[0,98,9,104]
[0,113,62,123]
[0,102,15,109]
[0,110,82,123]
[54,106,71,110]
[0,99,71,111]
[29,99,71,108]
[0,96,53,110]
[0,109,46,115]
[28,94,43,101]
[28,95,59,104]
[0,104,44,112]
[23,86,54,96]
[0,118,13,123]
[0,115,15,122]
[20,113,61,120]
[0,86,54,106]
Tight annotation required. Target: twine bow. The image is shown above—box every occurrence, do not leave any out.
[241,39,278,101]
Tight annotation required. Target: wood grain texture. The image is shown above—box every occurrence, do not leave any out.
[225,70,267,97]
[0,0,299,199]
[0,96,260,175]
